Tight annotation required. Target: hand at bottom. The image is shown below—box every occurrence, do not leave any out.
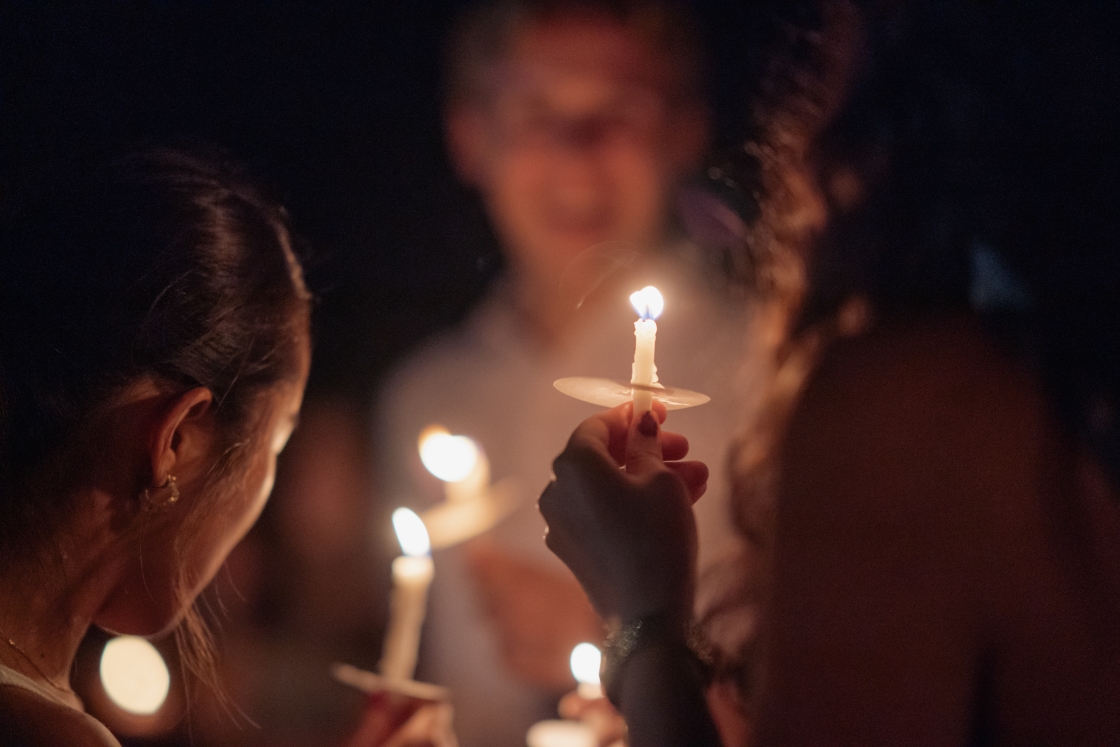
[539,402,708,625]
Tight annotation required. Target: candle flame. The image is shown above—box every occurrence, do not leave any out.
[569,642,602,685]
[100,636,171,716]
[630,286,664,320]
[418,426,481,483]
[392,507,431,556]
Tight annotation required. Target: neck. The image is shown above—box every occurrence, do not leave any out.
[0,500,127,703]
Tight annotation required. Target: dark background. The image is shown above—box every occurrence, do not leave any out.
[0,1,756,404]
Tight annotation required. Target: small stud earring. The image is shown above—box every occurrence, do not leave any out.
[142,475,179,511]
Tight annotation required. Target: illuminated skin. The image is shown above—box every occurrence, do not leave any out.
[0,336,309,741]
[446,14,706,338]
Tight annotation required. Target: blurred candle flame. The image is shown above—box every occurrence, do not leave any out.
[570,642,602,686]
[418,426,480,483]
[629,286,664,320]
[392,507,431,557]
[99,635,170,716]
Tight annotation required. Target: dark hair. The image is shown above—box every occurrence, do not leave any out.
[444,0,705,109]
[721,0,1120,457]
[713,0,1120,704]
[0,148,311,555]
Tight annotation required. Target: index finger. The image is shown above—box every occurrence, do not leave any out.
[565,402,631,467]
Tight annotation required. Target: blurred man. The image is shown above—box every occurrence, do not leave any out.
[377,2,758,745]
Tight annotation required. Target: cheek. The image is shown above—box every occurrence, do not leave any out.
[231,449,278,542]
[604,146,670,221]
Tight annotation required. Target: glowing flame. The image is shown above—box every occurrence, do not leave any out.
[630,286,664,320]
[569,642,602,686]
[418,426,481,483]
[392,507,431,556]
[99,636,170,716]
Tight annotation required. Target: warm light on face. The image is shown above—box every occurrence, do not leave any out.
[630,285,664,320]
[99,636,170,716]
[418,426,481,483]
[392,507,431,557]
[569,642,602,686]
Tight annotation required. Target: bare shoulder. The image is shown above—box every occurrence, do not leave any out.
[782,313,1052,519]
[0,686,120,747]
[798,313,1044,444]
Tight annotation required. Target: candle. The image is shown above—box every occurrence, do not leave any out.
[526,720,596,747]
[378,508,434,682]
[418,426,489,503]
[629,286,664,413]
[569,643,604,700]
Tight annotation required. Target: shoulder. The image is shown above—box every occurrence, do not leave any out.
[795,313,1045,450]
[780,313,1051,526]
[0,686,120,747]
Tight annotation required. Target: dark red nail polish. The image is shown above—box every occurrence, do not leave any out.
[638,411,658,437]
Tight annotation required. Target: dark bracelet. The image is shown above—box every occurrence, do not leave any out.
[601,612,717,707]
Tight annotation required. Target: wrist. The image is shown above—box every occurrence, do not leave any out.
[600,611,715,708]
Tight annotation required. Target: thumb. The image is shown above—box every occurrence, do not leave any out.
[625,407,664,476]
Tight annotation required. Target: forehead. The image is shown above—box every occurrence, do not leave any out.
[493,17,672,105]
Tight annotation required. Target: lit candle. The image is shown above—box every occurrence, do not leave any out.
[526,720,596,747]
[418,426,489,503]
[629,286,664,414]
[569,643,603,700]
[378,508,434,682]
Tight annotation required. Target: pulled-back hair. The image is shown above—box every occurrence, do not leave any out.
[0,148,311,557]
[444,0,705,109]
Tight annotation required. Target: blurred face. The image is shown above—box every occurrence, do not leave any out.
[449,16,706,285]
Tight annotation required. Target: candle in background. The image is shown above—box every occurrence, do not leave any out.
[100,636,171,716]
[379,508,434,682]
[569,643,603,700]
[525,720,596,747]
[629,286,664,413]
[418,426,489,503]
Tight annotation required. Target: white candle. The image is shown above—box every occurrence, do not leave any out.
[379,508,434,682]
[418,426,490,503]
[569,643,604,700]
[526,720,596,747]
[629,286,664,413]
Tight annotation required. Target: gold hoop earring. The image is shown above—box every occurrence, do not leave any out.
[142,475,180,511]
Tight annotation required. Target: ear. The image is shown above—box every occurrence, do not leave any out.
[148,387,216,490]
[445,104,490,187]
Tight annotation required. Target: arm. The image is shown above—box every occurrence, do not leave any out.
[539,402,721,747]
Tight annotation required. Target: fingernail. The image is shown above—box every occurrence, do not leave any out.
[638,411,658,437]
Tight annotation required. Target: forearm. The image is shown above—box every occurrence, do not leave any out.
[617,642,723,747]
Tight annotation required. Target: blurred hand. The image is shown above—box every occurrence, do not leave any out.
[559,691,628,747]
[465,540,602,688]
[538,402,708,624]
[343,692,458,747]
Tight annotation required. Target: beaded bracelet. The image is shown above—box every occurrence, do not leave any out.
[601,612,717,707]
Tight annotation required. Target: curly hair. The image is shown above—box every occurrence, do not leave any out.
[709,0,1120,711]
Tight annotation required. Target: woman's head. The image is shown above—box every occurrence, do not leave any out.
[0,148,311,634]
[738,0,1120,468]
